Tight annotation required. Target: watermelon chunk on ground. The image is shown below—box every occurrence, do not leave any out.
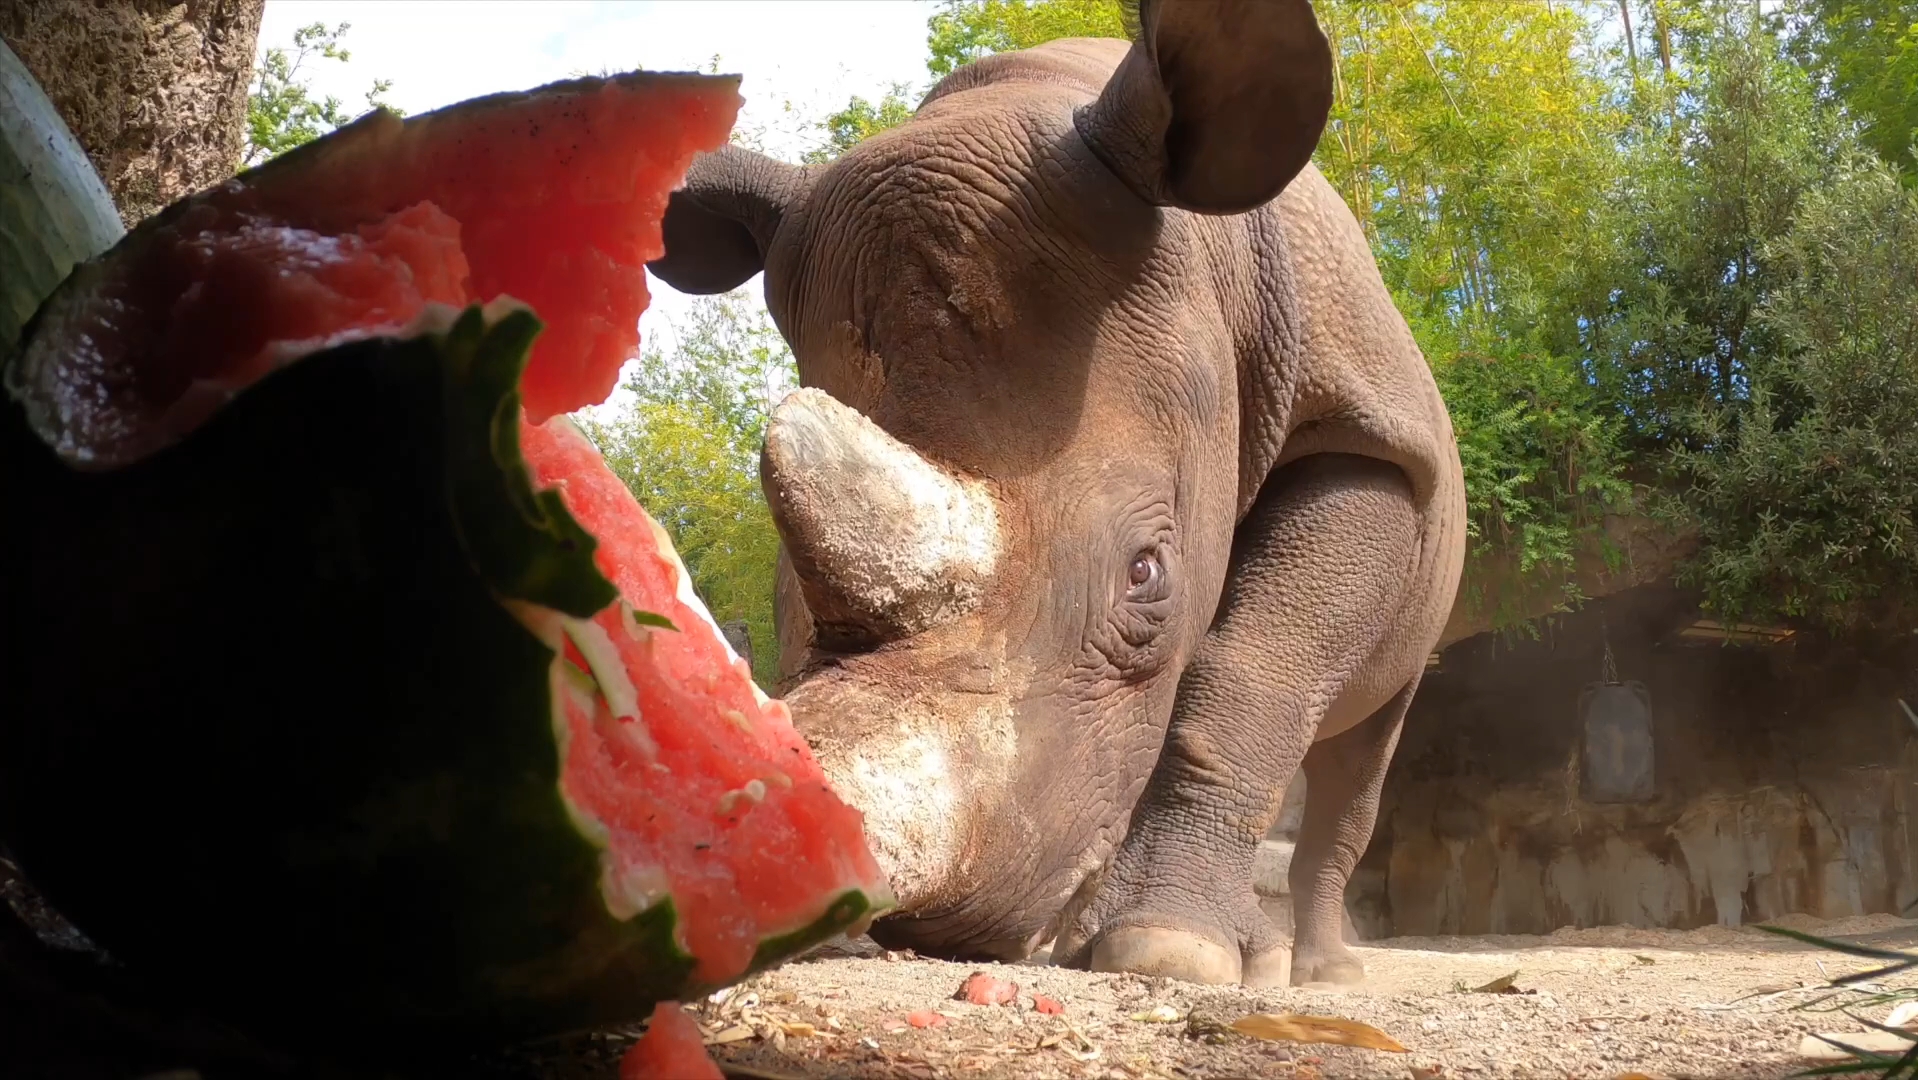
[620,1001,725,1080]
[0,70,893,1057]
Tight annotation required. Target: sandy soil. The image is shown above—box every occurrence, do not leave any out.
[9,841,1914,1080]
[497,914,1918,1080]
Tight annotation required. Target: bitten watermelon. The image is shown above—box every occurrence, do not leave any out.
[8,69,736,469]
[0,70,891,1058]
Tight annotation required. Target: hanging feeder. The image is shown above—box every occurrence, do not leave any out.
[1577,626,1656,804]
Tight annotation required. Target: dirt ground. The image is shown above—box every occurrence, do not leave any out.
[8,838,1916,1080]
[501,914,1918,1080]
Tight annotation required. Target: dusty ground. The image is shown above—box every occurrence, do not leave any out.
[8,840,1915,1080]
[500,914,1918,1080]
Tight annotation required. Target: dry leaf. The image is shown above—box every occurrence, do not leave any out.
[705,1023,756,1046]
[1132,1004,1184,1023]
[1062,1022,1102,1062]
[1411,1067,1446,1080]
[1610,1073,1674,1080]
[1229,1013,1408,1053]
[779,1021,819,1038]
[1471,972,1519,994]
[1887,1001,1918,1029]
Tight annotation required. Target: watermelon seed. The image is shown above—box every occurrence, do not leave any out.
[716,778,768,816]
[694,844,710,851]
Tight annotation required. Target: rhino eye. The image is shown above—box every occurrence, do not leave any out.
[1126,551,1165,597]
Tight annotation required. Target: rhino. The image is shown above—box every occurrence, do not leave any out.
[649,0,1466,987]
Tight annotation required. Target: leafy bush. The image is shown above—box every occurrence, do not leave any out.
[579,293,797,686]
[1666,154,1918,633]
[1429,329,1636,630]
[573,0,1918,645]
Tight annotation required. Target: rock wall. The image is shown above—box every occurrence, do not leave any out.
[1330,585,1918,939]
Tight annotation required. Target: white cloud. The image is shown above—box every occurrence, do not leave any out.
[256,0,936,415]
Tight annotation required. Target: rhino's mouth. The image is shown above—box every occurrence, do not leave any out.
[787,666,1022,895]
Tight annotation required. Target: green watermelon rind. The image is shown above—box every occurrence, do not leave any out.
[742,888,877,979]
[0,306,880,1052]
[0,39,124,359]
[439,303,618,620]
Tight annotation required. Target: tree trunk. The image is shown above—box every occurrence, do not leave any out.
[0,0,264,227]
[1619,0,1637,70]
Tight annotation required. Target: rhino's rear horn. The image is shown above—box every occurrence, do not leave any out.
[761,388,1001,644]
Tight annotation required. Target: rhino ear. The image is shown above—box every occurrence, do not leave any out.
[647,144,813,294]
[1079,0,1333,215]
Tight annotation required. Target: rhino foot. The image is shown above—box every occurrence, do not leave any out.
[1059,883,1290,989]
[1089,925,1292,988]
[1289,943,1365,987]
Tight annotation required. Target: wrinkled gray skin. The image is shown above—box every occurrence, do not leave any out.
[648,0,1465,988]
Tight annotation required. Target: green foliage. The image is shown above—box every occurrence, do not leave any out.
[1426,326,1635,631]
[1665,153,1918,634]
[608,0,1918,643]
[925,0,1128,78]
[1587,4,1832,453]
[1313,1,1637,621]
[1787,0,1918,180]
[1565,3,1918,635]
[579,293,797,687]
[1315,0,1628,334]
[244,22,401,168]
[805,83,918,164]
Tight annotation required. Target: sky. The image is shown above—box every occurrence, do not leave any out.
[255,0,938,413]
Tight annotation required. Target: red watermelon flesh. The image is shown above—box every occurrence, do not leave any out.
[620,1001,723,1080]
[520,414,889,984]
[9,72,737,470]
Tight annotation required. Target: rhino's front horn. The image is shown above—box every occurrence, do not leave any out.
[762,388,1001,644]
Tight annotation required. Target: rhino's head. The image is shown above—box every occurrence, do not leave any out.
[649,0,1333,959]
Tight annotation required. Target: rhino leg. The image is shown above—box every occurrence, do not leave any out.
[1288,678,1415,985]
[1055,452,1420,987]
